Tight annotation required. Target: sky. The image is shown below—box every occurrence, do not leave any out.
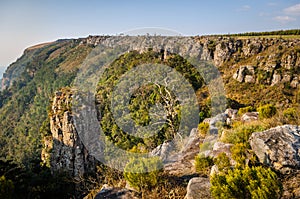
[0,0,300,77]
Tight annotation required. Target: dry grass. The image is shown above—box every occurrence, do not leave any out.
[26,42,54,50]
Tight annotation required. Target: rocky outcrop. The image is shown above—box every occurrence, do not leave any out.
[249,125,300,173]
[208,142,233,159]
[291,77,299,88]
[184,177,212,199]
[42,89,97,177]
[203,112,230,134]
[281,51,300,70]
[241,112,259,122]
[213,41,233,66]
[225,108,238,120]
[242,39,263,57]
[150,141,174,162]
[162,128,201,176]
[233,65,255,83]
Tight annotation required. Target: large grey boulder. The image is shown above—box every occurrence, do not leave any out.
[249,125,300,172]
[184,177,212,199]
[163,128,201,176]
[150,140,174,162]
[203,113,229,135]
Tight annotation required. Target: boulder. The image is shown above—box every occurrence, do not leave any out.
[225,108,238,120]
[233,66,255,83]
[209,113,228,126]
[150,140,173,162]
[242,41,262,56]
[291,77,299,88]
[244,75,255,83]
[241,112,258,122]
[211,142,233,156]
[282,74,291,83]
[249,125,300,172]
[206,141,234,165]
[163,128,201,176]
[271,70,281,86]
[184,177,212,199]
[281,52,297,70]
[214,42,231,66]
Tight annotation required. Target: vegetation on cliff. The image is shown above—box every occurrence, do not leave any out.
[0,31,299,198]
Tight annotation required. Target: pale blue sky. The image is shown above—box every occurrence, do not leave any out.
[0,0,300,76]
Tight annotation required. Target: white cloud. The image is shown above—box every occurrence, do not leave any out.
[284,3,300,16]
[274,16,296,23]
[237,5,251,12]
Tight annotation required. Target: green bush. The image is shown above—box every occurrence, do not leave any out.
[198,122,209,137]
[257,104,277,119]
[238,106,254,116]
[210,166,282,199]
[231,143,248,168]
[221,123,265,145]
[283,107,297,121]
[124,157,163,192]
[200,141,214,152]
[195,154,214,175]
[214,152,231,172]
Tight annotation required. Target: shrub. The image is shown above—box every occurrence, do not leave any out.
[214,152,231,172]
[198,122,209,137]
[238,106,254,116]
[210,166,282,199]
[283,107,297,121]
[124,157,163,192]
[195,154,214,175]
[221,123,265,144]
[200,141,214,152]
[231,143,248,168]
[257,104,276,119]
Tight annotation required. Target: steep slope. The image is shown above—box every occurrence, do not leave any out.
[0,33,299,198]
[0,37,95,167]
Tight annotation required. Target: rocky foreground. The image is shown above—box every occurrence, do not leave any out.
[43,91,300,198]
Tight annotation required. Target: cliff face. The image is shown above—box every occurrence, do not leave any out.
[2,35,299,92]
[42,89,97,177]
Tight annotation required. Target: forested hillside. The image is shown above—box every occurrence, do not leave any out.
[0,32,299,198]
